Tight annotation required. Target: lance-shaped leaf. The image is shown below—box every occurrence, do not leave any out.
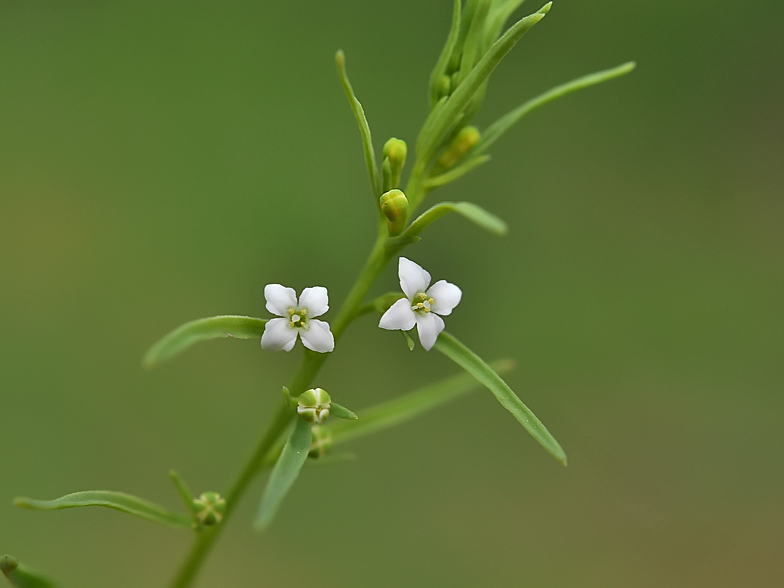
[142,315,267,369]
[254,417,312,531]
[429,0,462,108]
[329,402,359,420]
[457,0,493,86]
[1,556,61,588]
[335,50,381,199]
[434,332,567,465]
[328,359,514,445]
[418,2,551,164]
[424,154,491,189]
[484,0,529,51]
[474,61,637,156]
[403,201,508,238]
[14,491,192,528]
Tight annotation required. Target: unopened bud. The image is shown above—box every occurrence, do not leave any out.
[192,492,226,526]
[436,125,480,171]
[435,74,451,100]
[380,189,409,236]
[308,425,333,458]
[298,387,331,424]
[382,138,407,191]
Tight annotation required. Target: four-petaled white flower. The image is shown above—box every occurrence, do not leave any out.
[261,285,335,353]
[379,257,462,351]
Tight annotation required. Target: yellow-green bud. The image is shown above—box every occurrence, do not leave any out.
[435,74,451,100]
[380,189,409,236]
[382,138,407,191]
[436,125,480,171]
[298,387,331,424]
[193,492,226,526]
[308,425,333,458]
[383,138,407,169]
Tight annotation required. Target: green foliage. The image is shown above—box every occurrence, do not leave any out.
[15,491,192,528]
[434,332,567,465]
[329,402,359,420]
[254,417,312,531]
[335,50,381,200]
[474,61,637,156]
[328,359,514,445]
[417,3,551,166]
[403,201,508,238]
[142,315,267,369]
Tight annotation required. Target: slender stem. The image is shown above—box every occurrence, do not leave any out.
[167,212,420,587]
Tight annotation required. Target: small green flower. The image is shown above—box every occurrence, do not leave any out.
[297,388,331,424]
[192,492,226,526]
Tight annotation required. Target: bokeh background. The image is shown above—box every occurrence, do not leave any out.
[1,1,782,586]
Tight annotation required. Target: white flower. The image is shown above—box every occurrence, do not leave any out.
[261,285,335,353]
[379,257,462,351]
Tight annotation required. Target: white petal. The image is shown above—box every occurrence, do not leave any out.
[264,284,297,316]
[261,318,298,352]
[398,257,431,299]
[415,312,445,351]
[378,298,416,331]
[298,286,329,318]
[427,280,462,316]
[300,319,334,353]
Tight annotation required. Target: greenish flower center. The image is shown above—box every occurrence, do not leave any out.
[287,307,308,329]
[411,292,435,314]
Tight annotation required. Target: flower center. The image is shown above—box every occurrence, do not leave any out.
[287,307,308,329]
[411,292,435,314]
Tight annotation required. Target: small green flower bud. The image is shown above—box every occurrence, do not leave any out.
[0,555,18,577]
[308,425,333,458]
[435,74,451,100]
[383,138,407,169]
[436,125,480,172]
[298,387,331,424]
[192,492,226,526]
[380,189,409,236]
[382,138,407,191]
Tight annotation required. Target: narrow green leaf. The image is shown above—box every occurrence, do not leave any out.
[419,2,551,163]
[1,556,60,588]
[142,315,267,369]
[434,332,566,465]
[457,0,493,85]
[403,201,508,238]
[474,61,637,156]
[484,0,528,50]
[254,417,312,531]
[15,491,192,528]
[329,402,358,421]
[328,359,514,445]
[424,154,491,189]
[168,471,197,517]
[335,50,381,199]
[428,0,462,108]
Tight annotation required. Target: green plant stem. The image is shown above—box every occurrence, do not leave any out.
[167,166,426,586]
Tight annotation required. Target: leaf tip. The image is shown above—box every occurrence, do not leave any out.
[335,49,345,68]
[539,2,553,15]
[13,497,29,509]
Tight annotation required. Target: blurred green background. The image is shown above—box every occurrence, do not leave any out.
[1,1,782,586]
